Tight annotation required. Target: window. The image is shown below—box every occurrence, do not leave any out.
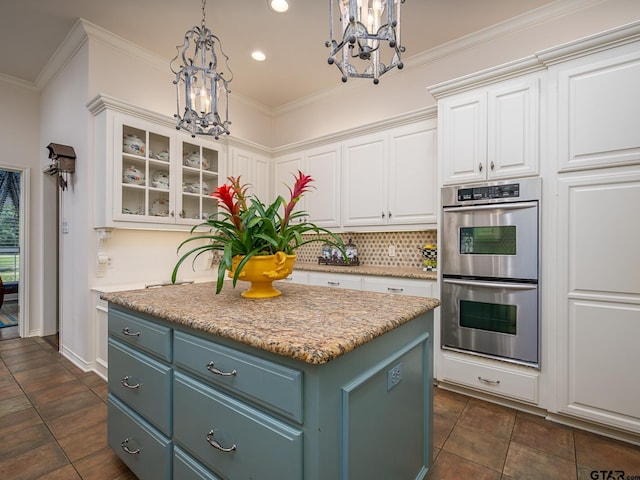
[0,170,20,282]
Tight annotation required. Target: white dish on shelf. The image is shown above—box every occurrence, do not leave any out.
[123,134,146,156]
[184,153,210,170]
[123,166,145,185]
[150,199,170,216]
[154,150,169,161]
[151,171,170,189]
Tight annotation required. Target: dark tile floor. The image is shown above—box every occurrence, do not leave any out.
[1,334,640,479]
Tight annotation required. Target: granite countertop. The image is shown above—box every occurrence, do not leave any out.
[294,261,438,280]
[101,282,439,365]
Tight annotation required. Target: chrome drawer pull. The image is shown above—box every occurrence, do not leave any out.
[121,376,140,389]
[327,281,340,286]
[207,430,236,453]
[206,361,237,377]
[121,327,140,337]
[387,287,404,293]
[121,438,141,455]
[478,376,500,385]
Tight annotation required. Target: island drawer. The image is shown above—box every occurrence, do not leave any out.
[109,307,172,362]
[174,446,222,480]
[108,394,172,480]
[174,330,303,423]
[173,373,303,480]
[108,338,172,435]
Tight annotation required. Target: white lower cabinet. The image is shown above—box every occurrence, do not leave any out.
[552,167,640,434]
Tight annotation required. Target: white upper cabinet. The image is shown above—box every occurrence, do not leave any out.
[305,144,341,228]
[343,119,438,228]
[90,95,224,230]
[342,132,388,227]
[273,152,306,221]
[435,71,542,185]
[548,40,640,172]
[273,144,341,228]
[228,145,271,202]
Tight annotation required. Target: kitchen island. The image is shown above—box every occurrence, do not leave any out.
[102,282,439,480]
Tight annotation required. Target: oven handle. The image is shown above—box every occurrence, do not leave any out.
[443,278,537,290]
[443,201,538,213]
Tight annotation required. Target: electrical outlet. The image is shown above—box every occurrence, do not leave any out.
[388,244,396,257]
[387,363,402,390]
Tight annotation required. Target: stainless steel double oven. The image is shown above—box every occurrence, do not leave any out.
[440,177,541,367]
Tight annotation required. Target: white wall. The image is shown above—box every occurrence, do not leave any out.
[0,78,42,337]
[270,0,640,147]
[40,41,92,362]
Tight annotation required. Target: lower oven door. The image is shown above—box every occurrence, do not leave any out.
[441,278,539,367]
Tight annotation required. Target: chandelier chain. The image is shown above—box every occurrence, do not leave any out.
[201,0,206,29]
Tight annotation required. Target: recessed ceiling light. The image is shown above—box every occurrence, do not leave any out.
[269,0,289,13]
[251,51,266,62]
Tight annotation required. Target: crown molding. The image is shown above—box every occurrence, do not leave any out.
[0,73,37,91]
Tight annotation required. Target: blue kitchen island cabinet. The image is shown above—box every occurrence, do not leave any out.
[103,282,438,480]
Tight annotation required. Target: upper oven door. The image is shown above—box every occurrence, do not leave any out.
[442,201,538,280]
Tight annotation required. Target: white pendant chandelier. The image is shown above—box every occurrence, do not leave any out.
[326,0,405,84]
[171,0,232,139]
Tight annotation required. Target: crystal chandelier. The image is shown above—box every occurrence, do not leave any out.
[171,0,232,139]
[326,0,405,84]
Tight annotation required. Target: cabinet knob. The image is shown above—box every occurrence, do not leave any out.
[381,211,385,218]
[388,211,392,218]
[479,162,484,172]
[170,210,174,217]
[490,161,495,170]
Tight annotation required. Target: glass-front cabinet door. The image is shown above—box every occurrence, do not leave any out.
[177,140,220,224]
[118,123,174,223]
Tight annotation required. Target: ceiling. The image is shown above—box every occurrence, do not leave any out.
[0,0,558,109]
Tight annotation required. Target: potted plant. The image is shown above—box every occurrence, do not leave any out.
[171,171,346,297]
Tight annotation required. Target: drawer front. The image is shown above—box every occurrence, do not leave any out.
[307,272,362,290]
[174,373,303,480]
[108,394,172,480]
[363,277,433,298]
[441,353,539,404]
[174,446,222,480]
[174,331,303,423]
[108,339,172,435]
[109,307,172,362]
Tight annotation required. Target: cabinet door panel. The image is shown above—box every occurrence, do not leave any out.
[440,93,486,184]
[388,123,437,225]
[566,300,640,424]
[557,50,640,171]
[342,134,387,226]
[173,373,303,480]
[488,76,540,179]
[306,145,341,227]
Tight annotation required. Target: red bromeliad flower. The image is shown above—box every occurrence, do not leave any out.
[212,177,246,231]
[281,171,314,232]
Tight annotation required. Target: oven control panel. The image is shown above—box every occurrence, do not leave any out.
[457,183,520,202]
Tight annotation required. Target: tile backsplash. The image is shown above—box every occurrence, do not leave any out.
[296,230,437,269]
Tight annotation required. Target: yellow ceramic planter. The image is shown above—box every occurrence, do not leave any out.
[228,252,296,298]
